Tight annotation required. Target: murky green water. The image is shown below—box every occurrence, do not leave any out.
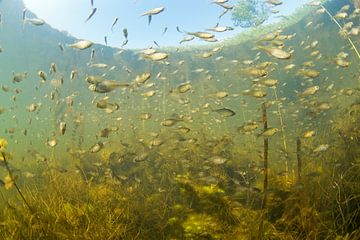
[0,0,360,239]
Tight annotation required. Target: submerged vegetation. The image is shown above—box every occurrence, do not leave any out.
[0,0,360,239]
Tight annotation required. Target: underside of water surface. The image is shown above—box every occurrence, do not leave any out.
[0,0,360,239]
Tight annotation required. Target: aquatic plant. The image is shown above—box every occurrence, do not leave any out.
[232,0,270,28]
[0,138,32,213]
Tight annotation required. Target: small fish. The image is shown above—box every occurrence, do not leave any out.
[143,52,168,61]
[257,45,291,59]
[58,43,64,51]
[176,26,182,33]
[50,63,57,73]
[85,8,97,22]
[96,99,119,113]
[59,122,66,135]
[238,122,259,134]
[134,72,151,85]
[27,103,38,112]
[89,80,129,93]
[303,130,315,138]
[297,69,320,78]
[213,108,236,117]
[172,82,192,94]
[68,40,93,50]
[90,142,104,153]
[313,144,329,153]
[111,17,118,31]
[25,18,45,26]
[153,41,160,48]
[139,113,152,120]
[163,27,168,34]
[104,36,108,46]
[38,71,47,82]
[179,35,195,44]
[123,28,128,39]
[301,86,319,97]
[47,139,58,147]
[243,89,267,98]
[187,31,214,39]
[208,156,228,165]
[258,128,279,138]
[12,72,28,83]
[141,7,165,25]
[22,8,26,21]
[161,118,182,127]
[70,70,78,80]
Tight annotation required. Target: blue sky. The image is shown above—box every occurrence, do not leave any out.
[23,0,311,49]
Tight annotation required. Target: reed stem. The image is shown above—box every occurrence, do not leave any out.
[297,138,302,181]
[321,5,360,60]
[1,152,33,213]
[272,87,288,173]
[258,102,269,240]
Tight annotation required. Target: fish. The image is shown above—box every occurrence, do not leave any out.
[139,113,152,120]
[50,63,57,73]
[96,99,119,113]
[301,86,319,97]
[179,35,195,44]
[257,45,291,59]
[38,71,47,82]
[187,31,214,39]
[207,26,233,32]
[90,63,108,69]
[123,28,128,39]
[313,144,329,153]
[163,27,168,35]
[143,52,168,61]
[172,82,192,94]
[104,36,107,45]
[68,40,93,50]
[59,122,66,135]
[141,90,156,98]
[111,17,118,31]
[89,80,129,93]
[211,0,228,3]
[303,130,315,138]
[58,43,64,51]
[134,72,151,86]
[27,103,38,112]
[25,18,45,26]
[70,70,78,80]
[85,8,97,22]
[22,8,26,21]
[90,142,104,153]
[213,108,236,117]
[258,128,279,138]
[266,0,283,6]
[297,69,320,78]
[243,89,267,98]
[208,156,228,165]
[253,79,278,87]
[12,72,28,83]
[238,122,259,134]
[141,7,165,25]
[47,139,58,147]
[161,118,182,127]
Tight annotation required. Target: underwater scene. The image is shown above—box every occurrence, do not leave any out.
[0,0,360,239]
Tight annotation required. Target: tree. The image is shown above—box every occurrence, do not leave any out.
[231,0,270,28]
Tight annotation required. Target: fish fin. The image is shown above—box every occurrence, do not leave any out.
[148,15,152,25]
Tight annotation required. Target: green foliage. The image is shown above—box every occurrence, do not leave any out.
[231,0,270,28]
